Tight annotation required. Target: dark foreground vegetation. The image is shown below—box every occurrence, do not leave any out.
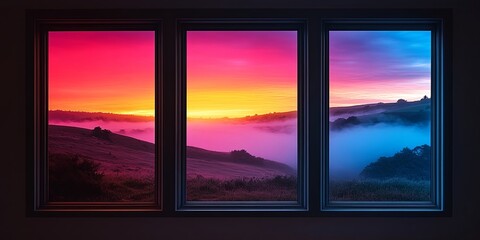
[330,178,430,201]
[49,153,154,202]
[360,145,431,180]
[187,175,297,201]
[330,145,431,201]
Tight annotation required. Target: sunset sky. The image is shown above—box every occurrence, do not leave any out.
[187,31,297,118]
[329,30,431,107]
[48,30,428,118]
[48,31,155,116]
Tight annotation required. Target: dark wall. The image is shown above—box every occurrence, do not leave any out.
[1,0,479,239]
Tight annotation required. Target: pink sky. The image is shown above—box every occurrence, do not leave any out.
[48,31,155,116]
[187,31,297,118]
[329,31,431,107]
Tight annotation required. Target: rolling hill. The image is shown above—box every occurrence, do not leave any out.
[330,97,430,119]
[48,125,295,179]
[186,147,295,179]
[49,125,155,178]
[330,98,431,130]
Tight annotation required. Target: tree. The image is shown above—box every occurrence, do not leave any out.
[92,126,112,140]
[230,149,264,162]
[360,145,431,180]
[420,95,430,102]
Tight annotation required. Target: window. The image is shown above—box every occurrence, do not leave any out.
[48,31,156,203]
[176,22,307,210]
[28,10,450,215]
[30,21,162,211]
[320,21,445,211]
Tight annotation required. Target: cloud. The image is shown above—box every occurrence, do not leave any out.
[48,110,154,123]
[254,124,295,134]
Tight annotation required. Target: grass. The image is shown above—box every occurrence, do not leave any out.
[329,178,430,201]
[186,175,297,201]
[48,153,154,202]
[98,175,154,202]
[50,174,154,202]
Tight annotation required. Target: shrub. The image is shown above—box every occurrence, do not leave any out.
[49,153,104,201]
[230,149,265,162]
[360,145,431,180]
[92,126,112,141]
[330,116,361,130]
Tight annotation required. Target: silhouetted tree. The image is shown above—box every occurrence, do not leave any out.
[330,116,361,130]
[230,149,265,162]
[360,145,431,180]
[420,95,430,102]
[92,126,112,141]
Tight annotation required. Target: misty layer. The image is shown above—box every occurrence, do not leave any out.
[328,99,431,201]
[330,145,431,201]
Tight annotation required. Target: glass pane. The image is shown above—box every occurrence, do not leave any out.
[329,31,432,201]
[186,31,298,201]
[48,31,155,202]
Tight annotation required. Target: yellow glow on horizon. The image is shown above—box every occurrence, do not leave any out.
[187,87,296,118]
[117,109,155,117]
[48,80,155,117]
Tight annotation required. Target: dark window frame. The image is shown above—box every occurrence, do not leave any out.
[26,9,451,217]
[176,20,308,211]
[27,17,164,213]
[320,20,448,212]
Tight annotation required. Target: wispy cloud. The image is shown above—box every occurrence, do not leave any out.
[330,31,431,106]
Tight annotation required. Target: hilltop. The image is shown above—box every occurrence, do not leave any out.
[330,97,431,130]
[49,125,295,180]
[187,111,297,123]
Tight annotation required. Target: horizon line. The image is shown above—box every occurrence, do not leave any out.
[50,97,429,119]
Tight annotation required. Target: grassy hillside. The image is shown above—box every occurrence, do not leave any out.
[48,125,296,202]
[49,125,155,177]
[330,97,430,118]
[48,125,155,202]
[330,98,431,130]
[187,147,295,179]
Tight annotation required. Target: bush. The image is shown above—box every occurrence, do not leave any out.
[230,149,265,162]
[330,116,361,130]
[48,153,155,202]
[92,126,112,141]
[360,145,431,180]
[49,153,104,201]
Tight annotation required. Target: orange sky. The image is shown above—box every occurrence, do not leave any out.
[48,31,155,116]
[187,31,298,118]
[48,31,430,118]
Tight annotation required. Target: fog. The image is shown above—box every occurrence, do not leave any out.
[50,119,298,168]
[188,119,298,168]
[329,123,430,180]
[49,120,155,143]
[50,118,429,176]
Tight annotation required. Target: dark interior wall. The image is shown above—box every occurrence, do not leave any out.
[1,0,479,239]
